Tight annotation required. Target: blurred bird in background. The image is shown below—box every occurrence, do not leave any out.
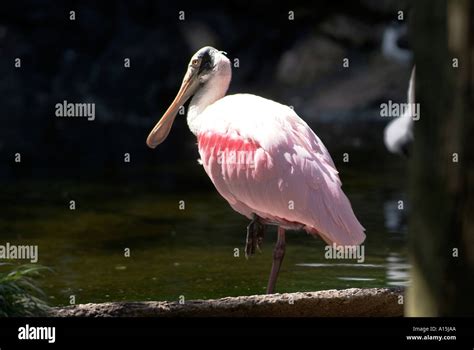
[384,67,416,156]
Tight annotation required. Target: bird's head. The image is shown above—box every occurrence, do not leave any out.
[146,46,230,148]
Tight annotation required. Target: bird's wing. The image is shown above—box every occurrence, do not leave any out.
[384,111,414,154]
[197,94,365,246]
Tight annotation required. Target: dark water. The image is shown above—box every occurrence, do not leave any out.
[0,151,409,306]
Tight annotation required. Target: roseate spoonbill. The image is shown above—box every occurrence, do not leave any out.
[146,46,365,294]
[384,67,416,156]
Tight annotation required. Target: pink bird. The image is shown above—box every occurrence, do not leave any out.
[147,46,365,294]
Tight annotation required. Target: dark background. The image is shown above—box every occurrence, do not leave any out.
[1,0,411,190]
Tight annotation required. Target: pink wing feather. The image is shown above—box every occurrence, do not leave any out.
[196,94,365,246]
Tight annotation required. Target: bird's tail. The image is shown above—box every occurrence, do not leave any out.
[305,188,366,247]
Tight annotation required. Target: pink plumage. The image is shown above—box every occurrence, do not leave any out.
[196,94,365,246]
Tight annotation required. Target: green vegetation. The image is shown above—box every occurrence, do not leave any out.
[0,263,51,317]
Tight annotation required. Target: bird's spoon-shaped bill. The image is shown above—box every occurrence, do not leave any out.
[146,69,199,148]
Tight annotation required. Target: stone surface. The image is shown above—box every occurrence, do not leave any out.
[51,288,403,317]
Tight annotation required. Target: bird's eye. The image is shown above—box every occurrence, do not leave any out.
[191,58,200,67]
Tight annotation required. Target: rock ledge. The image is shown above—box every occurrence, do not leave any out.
[51,288,403,317]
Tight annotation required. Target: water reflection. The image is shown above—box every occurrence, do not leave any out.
[384,199,408,234]
[296,263,383,268]
[386,252,410,287]
[338,277,376,282]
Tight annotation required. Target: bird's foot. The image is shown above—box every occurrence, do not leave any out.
[245,215,265,259]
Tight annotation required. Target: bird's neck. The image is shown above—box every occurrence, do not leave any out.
[187,65,231,136]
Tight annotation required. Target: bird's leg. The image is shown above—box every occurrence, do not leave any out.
[245,216,257,258]
[256,222,265,253]
[245,214,265,258]
[266,227,286,294]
